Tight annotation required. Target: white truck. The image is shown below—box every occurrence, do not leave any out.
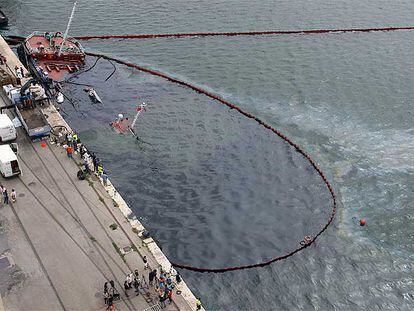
[2,82,50,140]
[0,113,17,142]
[0,144,20,177]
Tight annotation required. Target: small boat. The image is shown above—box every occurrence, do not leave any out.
[84,87,102,104]
[0,10,8,28]
[56,92,64,104]
[110,103,147,138]
[110,114,132,134]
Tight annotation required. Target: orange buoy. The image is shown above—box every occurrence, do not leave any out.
[359,218,366,226]
[40,141,46,148]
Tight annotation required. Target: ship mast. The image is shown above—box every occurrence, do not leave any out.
[131,102,147,129]
[58,1,77,57]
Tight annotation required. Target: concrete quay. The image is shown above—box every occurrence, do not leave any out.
[0,36,202,311]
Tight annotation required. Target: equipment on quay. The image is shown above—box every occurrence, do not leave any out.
[56,92,64,104]
[84,87,102,104]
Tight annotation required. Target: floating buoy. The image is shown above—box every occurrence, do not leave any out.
[300,235,313,246]
[359,218,366,226]
[40,141,46,148]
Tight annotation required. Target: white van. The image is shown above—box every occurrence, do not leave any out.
[0,144,20,177]
[0,114,17,142]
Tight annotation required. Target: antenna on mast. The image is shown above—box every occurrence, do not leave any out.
[58,1,77,57]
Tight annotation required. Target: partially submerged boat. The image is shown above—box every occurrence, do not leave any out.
[110,114,132,134]
[19,31,85,83]
[17,2,84,90]
[110,103,147,135]
[0,9,8,28]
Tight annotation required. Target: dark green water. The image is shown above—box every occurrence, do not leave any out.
[2,0,414,310]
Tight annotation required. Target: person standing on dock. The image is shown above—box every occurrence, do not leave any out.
[133,270,140,294]
[159,292,166,309]
[66,145,73,158]
[66,132,73,147]
[123,280,129,297]
[91,153,98,172]
[97,163,104,176]
[72,132,79,152]
[175,272,181,285]
[3,188,9,205]
[14,66,22,85]
[196,297,202,310]
[0,185,4,207]
[126,272,133,289]
[11,189,16,203]
[149,269,156,286]
[101,172,108,186]
[167,287,173,304]
[143,256,148,269]
[103,282,109,305]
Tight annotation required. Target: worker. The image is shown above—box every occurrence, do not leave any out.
[0,54,6,65]
[196,297,202,310]
[66,132,73,146]
[97,163,104,176]
[66,145,73,158]
[101,172,108,186]
[14,66,22,85]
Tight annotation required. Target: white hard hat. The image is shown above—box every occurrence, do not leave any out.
[118,113,124,119]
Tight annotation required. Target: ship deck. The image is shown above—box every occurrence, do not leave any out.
[26,35,83,56]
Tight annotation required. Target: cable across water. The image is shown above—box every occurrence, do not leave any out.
[74,26,414,41]
[5,25,414,46]
[85,51,337,273]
